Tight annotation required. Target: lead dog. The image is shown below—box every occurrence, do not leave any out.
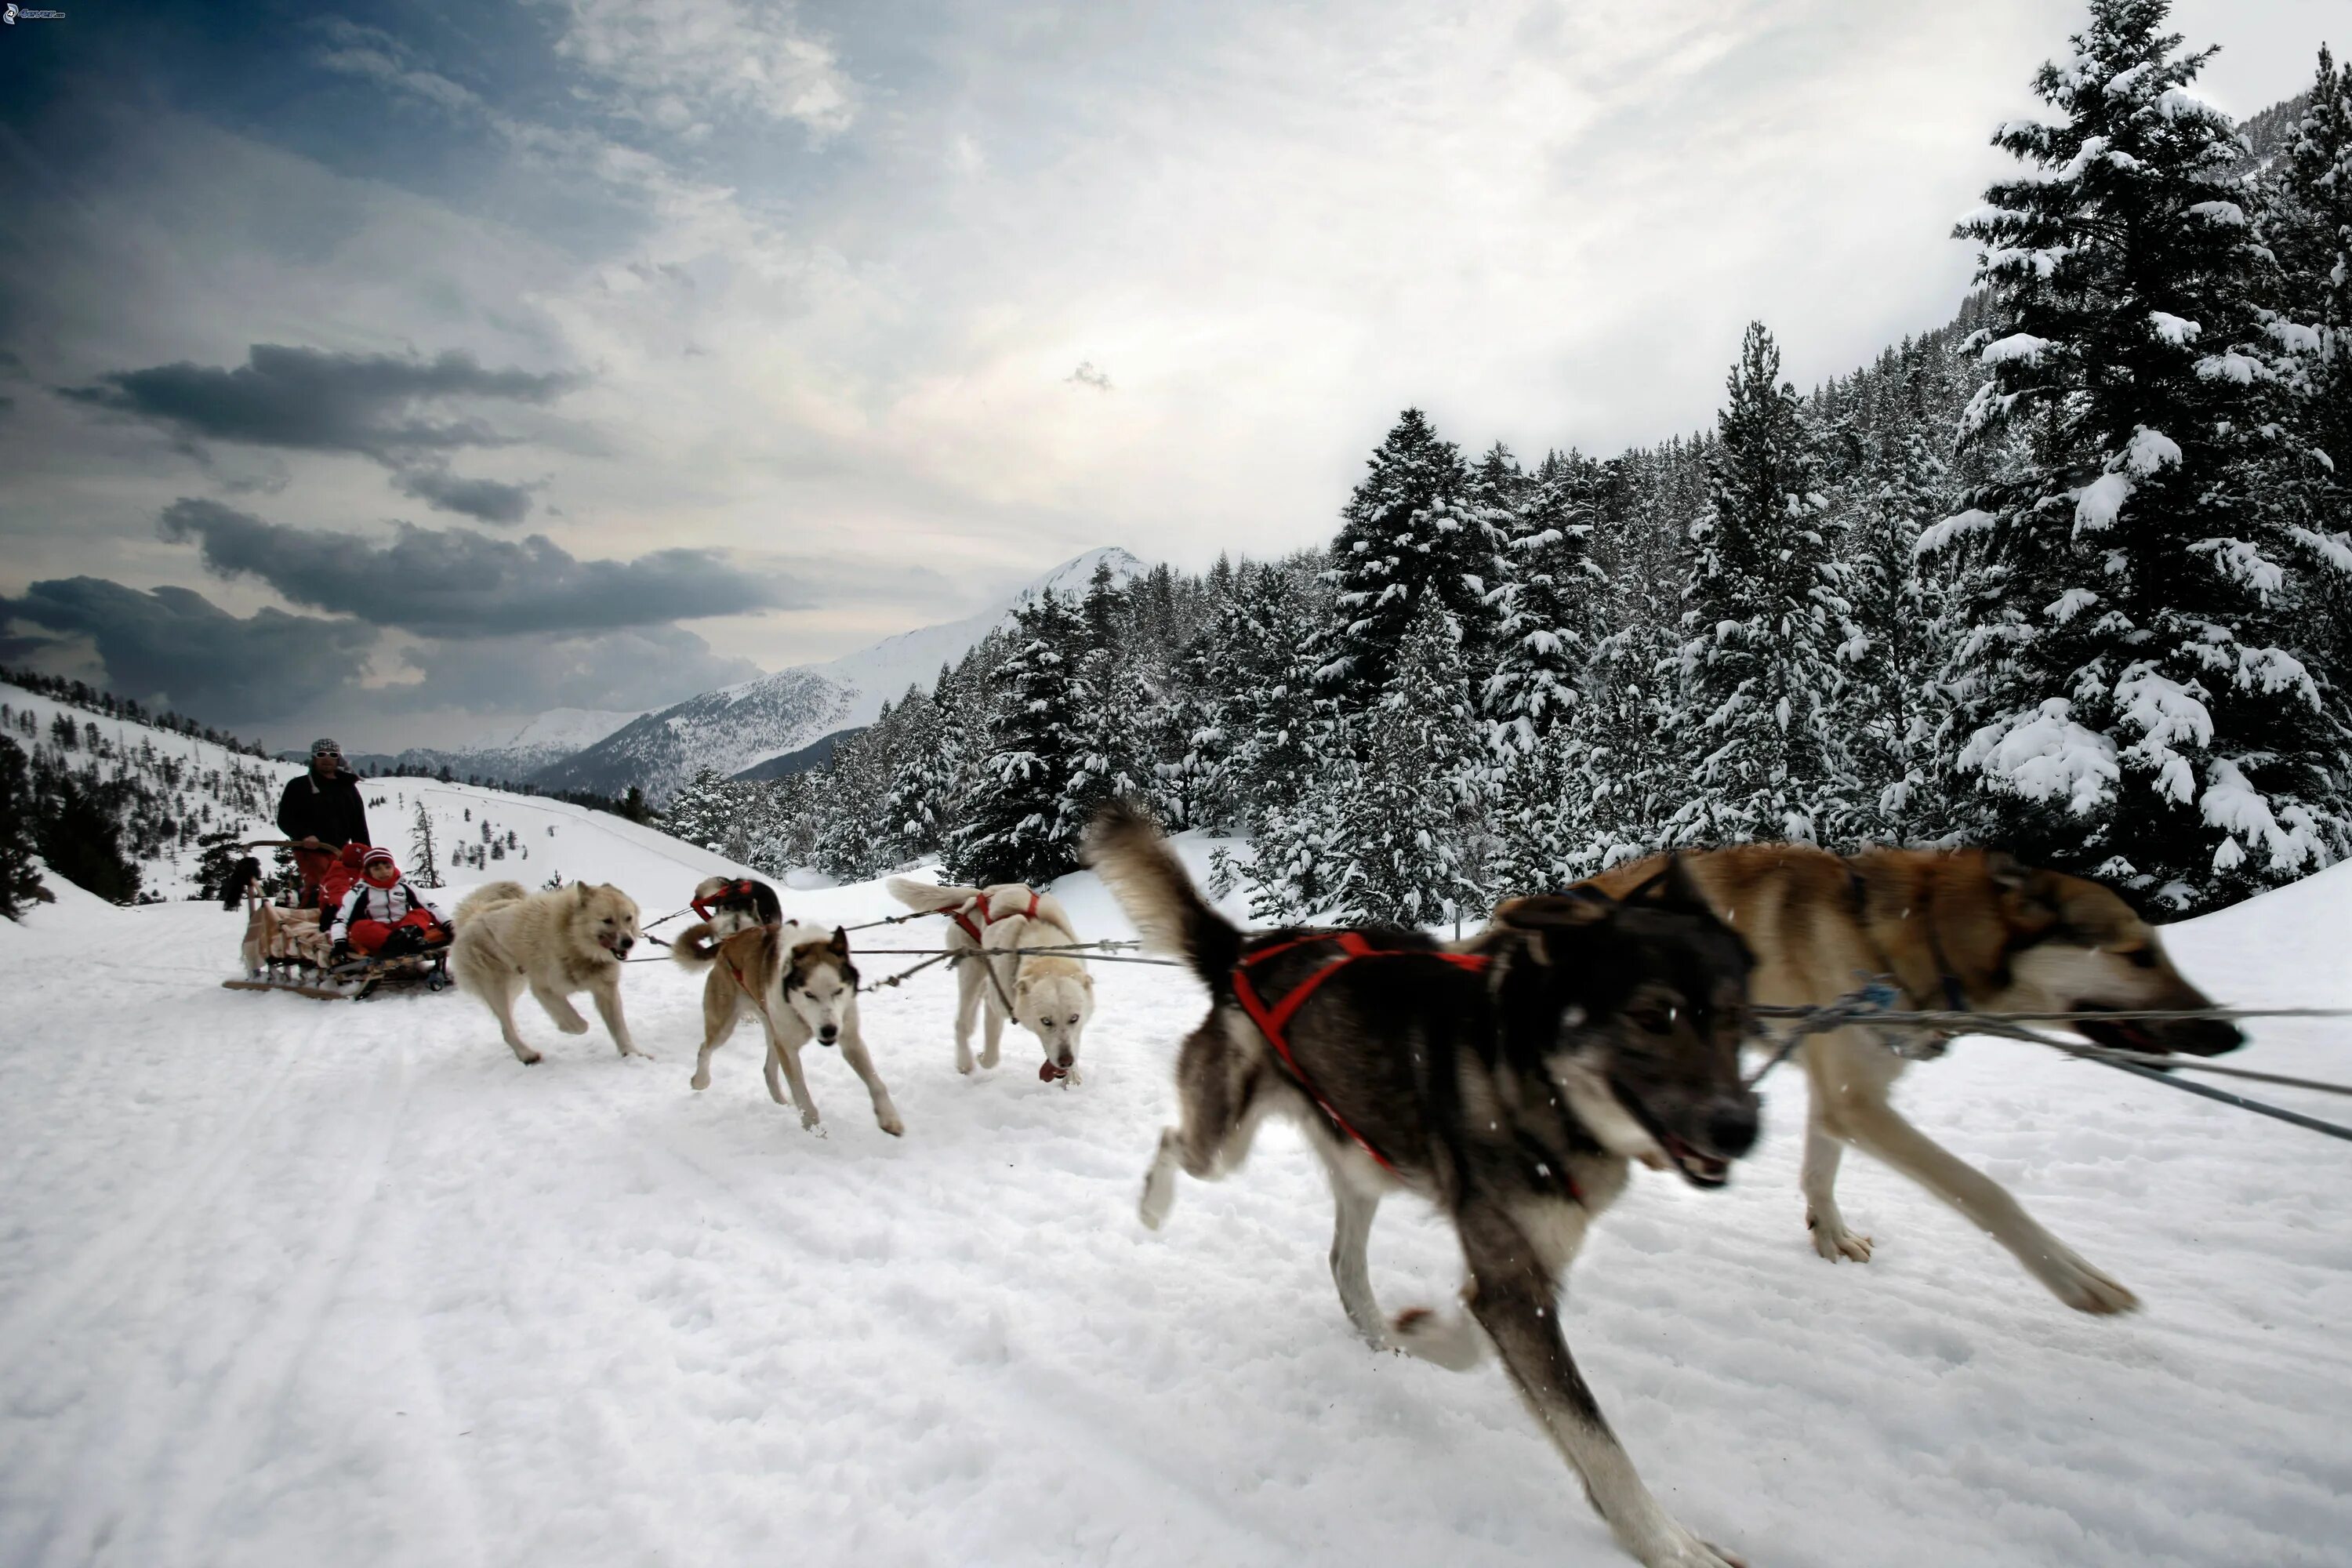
[1085,804,1760,1568]
[451,879,644,1064]
[1585,845,2241,1314]
[884,877,1094,1081]
[673,919,903,1137]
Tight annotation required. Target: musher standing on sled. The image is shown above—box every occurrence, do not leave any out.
[329,848,449,961]
[276,737,372,907]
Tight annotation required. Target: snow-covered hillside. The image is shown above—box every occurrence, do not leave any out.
[2,806,2347,1568]
[1,680,691,904]
[366,707,648,787]
[527,546,1147,803]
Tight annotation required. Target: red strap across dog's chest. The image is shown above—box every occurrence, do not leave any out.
[1232,933,1490,1175]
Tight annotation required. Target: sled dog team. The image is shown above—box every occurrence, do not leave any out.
[444,808,2245,1568]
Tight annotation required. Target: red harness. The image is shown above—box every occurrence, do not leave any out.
[945,888,1043,945]
[1232,931,1491,1174]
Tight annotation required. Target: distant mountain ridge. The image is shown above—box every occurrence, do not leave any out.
[529,546,1149,802]
[297,706,646,786]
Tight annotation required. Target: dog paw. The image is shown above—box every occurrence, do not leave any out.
[689,1070,710,1091]
[2035,1247,2140,1315]
[1806,1210,1874,1263]
[556,1016,590,1036]
[1642,1527,1746,1568]
[1138,1167,1174,1231]
[514,1046,543,1065]
[800,1109,823,1133]
[1389,1307,1487,1371]
[878,1115,905,1138]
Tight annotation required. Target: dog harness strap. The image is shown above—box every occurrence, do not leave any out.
[1232,933,1494,1177]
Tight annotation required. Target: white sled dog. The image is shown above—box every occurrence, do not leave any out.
[884,877,1095,1081]
[452,880,645,1065]
[673,919,903,1136]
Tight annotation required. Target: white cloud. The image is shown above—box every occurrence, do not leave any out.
[550,0,858,142]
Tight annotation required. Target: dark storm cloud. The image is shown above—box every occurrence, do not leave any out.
[63,343,580,459]
[0,578,373,723]
[394,625,763,715]
[391,461,540,524]
[61,344,581,521]
[158,498,787,638]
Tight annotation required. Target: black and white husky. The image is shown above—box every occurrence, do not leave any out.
[1083,803,1762,1568]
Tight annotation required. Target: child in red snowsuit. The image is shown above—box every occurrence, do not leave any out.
[329,848,451,958]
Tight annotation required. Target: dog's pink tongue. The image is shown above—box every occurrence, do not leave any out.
[1039,1061,1066,1082]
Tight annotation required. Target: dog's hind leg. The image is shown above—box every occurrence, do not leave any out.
[1457,1201,1744,1568]
[1811,1034,2136,1314]
[1326,1175,1388,1349]
[532,983,592,1036]
[690,972,743,1091]
[1140,1022,1265,1231]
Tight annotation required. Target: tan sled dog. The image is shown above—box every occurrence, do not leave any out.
[673,920,903,1136]
[1586,845,2241,1314]
[452,880,645,1065]
[884,877,1095,1081]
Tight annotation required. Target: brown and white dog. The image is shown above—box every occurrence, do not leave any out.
[1087,804,1761,1568]
[1585,844,2242,1314]
[673,918,903,1137]
[452,879,645,1065]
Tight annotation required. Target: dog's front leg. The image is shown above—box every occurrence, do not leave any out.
[979,956,1007,1069]
[590,978,646,1058]
[837,1019,904,1137]
[485,975,540,1065]
[953,957,982,1074]
[1459,1204,1744,1568]
[770,1034,822,1131]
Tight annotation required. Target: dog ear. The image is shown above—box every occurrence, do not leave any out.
[575,881,593,905]
[828,926,849,957]
[1078,970,1095,990]
[1624,854,1711,915]
[1497,891,1617,931]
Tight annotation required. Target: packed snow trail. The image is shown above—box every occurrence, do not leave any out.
[2,840,2349,1568]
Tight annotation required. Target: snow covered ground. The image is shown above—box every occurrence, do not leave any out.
[2,818,2348,1568]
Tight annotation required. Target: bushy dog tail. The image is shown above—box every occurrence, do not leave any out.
[885,876,984,914]
[455,880,530,929]
[671,920,724,970]
[1082,800,1240,986]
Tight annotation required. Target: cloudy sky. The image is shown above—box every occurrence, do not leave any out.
[0,0,2336,750]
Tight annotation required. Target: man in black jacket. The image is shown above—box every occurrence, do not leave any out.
[277,737,372,906]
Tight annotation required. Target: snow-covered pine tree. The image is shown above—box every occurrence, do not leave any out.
[1937,0,2352,909]
[0,736,46,919]
[1667,322,1850,848]
[662,766,741,856]
[1312,594,1494,926]
[946,590,1094,886]
[1560,443,1703,873]
[1484,448,1602,756]
[1211,555,1329,837]
[1067,561,1146,827]
[2251,47,2352,702]
[1831,365,1957,847]
[1316,410,1486,710]
[408,802,441,888]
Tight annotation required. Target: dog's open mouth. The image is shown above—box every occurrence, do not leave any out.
[1616,1085,1735,1189]
[2072,1013,2161,1056]
[1039,1060,1069,1083]
[1657,1133,1732,1188]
